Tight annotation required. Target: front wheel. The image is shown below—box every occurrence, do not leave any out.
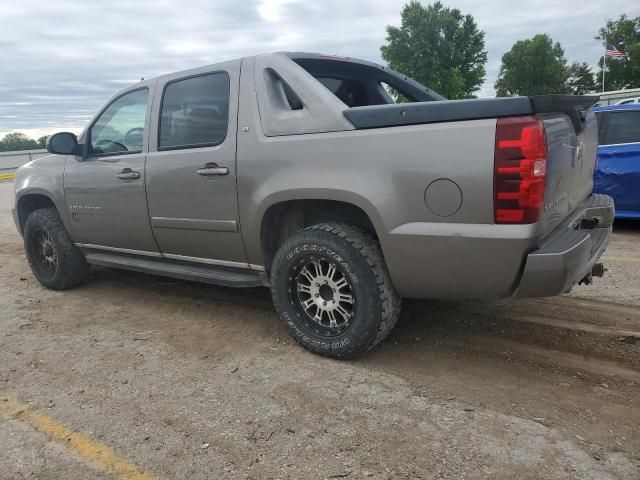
[23,207,88,290]
[270,223,401,359]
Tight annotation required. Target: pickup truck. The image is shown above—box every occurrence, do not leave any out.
[13,52,614,358]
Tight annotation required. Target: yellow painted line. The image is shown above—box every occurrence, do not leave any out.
[603,255,640,264]
[0,173,16,180]
[0,394,155,480]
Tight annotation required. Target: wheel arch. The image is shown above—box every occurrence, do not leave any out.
[16,192,59,234]
[258,196,383,273]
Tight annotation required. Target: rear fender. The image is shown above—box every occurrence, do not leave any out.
[248,188,387,266]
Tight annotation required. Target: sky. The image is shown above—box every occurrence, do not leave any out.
[1,0,639,139]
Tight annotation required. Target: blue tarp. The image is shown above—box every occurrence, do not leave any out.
[593,143,640,218]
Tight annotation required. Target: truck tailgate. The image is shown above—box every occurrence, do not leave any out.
[537,108,599,238]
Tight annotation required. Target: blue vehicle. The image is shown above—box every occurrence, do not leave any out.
[592,104,640,219]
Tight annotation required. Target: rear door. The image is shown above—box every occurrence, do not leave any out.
[64,83,159,253]
[145,60,248,267]
[594,109,640,214]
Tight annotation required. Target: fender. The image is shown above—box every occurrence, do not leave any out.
[244,187,388,267]
[13,154,75,237]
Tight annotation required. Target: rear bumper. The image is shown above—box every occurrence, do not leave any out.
[514,194,614,298]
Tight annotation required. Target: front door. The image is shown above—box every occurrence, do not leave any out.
[64,84,159,253]
[145,61,248,267]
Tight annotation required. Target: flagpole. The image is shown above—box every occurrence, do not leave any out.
[602,32,606,93]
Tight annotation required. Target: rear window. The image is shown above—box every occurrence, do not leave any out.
[317,77,343,93]
[316,77,370,107]
[159,72,229,150]
[291,57,437,107]
[603,111,640,145]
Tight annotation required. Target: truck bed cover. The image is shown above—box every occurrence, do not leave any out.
[344,95,599,134]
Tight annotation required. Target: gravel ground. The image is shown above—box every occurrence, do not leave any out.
[0,180,639,480]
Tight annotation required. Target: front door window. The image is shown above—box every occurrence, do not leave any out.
[89,89,148,155]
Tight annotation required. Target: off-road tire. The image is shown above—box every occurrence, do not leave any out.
[270,222,401,359]
[23,207,88,290]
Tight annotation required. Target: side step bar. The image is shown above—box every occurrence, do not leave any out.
[84,251,269,288]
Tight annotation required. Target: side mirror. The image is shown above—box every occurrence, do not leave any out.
[47,132,79,155]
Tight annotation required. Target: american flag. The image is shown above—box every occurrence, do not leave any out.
[606,44,625,59]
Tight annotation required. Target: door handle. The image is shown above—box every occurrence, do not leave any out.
[117,168,140,180]
[197,163,229,176]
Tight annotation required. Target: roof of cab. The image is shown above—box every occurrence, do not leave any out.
[118,51,444,100]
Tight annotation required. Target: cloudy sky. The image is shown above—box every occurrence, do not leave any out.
[1,0,638,139]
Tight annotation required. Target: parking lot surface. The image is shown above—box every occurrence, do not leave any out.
[1,180,639,479]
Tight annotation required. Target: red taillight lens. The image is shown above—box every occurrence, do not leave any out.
[494,116,547,224]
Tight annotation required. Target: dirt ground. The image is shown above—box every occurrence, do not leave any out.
[0,180,639,480]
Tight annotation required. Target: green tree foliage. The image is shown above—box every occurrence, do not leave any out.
[596,15,640,91]
[0,133,40,152]
[566,62,597,95]
[495,34,568,96]
[381,1,487,99]
[37,135,50,149]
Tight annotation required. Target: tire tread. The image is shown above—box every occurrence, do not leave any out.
[305,223,402,348]
[24,207,88,290]
[270,222,401,358]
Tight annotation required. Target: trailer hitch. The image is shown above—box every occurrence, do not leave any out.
[578,263,606,286]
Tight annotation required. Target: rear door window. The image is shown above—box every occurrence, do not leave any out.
[159,72,230,150]
[603,111,640,145]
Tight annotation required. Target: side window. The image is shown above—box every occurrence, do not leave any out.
[159,72,230,150]
[90,89,148,155]
[604,111,640,145]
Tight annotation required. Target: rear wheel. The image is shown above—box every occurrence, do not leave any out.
[270,223,401,358]
[23,207,88,290]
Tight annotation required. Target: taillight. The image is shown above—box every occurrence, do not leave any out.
[318,54,350,60]
[494,116,547,224]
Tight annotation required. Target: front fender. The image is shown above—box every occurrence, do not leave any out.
[14,155,73,236]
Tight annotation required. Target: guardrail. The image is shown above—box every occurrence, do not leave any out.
[0,149,48,179]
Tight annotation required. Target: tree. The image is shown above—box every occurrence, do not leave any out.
[381,1,487,99]
[495,34,568,96]
[566,62,597,95]
[37,135,49,149]
[0,133,39,152]
[596,15,640,91]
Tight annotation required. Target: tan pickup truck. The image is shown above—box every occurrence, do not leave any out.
[13,52,613,358]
